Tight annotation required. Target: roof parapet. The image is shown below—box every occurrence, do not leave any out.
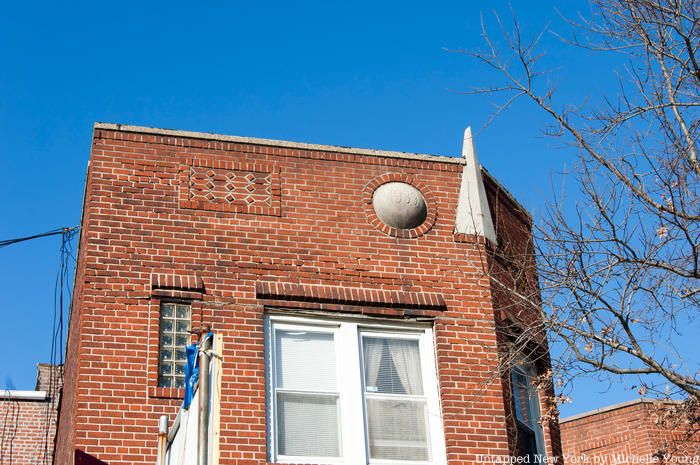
[93,122,465,165]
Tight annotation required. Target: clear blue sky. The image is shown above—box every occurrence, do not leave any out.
[0,0,664,417]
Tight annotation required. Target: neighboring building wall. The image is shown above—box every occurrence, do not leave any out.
[55,123,560,465]
[0,364,62,465]
[560,399,700,463]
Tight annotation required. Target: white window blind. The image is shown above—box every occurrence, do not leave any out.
[274,328,341,458]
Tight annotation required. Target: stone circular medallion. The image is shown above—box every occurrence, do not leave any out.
[372,182,428,229]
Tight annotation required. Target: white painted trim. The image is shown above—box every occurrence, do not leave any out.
[0,390,47,400]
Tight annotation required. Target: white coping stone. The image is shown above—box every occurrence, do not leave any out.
[559,399,665,423]
[372,182,428,229]
[0,390,47,400]
[93,122,465,165]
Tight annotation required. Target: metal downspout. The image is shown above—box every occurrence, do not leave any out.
[157,415,169,465]
[198,328,212,465]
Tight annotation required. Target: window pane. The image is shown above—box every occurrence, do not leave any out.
[275,329,336,391]
[161,303,174,318]
[363,337,423,395]
[160,349,173,362]
[176,304,190,318]
[158,302,191,389]
[512,370,533,426]
[277,392,340,458]
[366,398,429,461]
[516,423,538,460]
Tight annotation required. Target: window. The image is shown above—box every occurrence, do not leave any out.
[511,363,544,460]
[158,302,191,389]
[266,315,446,465]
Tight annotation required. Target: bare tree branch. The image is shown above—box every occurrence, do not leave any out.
[463,0,700,417]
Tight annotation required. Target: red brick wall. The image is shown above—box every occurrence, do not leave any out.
[0,365,61,465]
[55,125,560,464]
[560,400,700,463]
[0,397,54,464]
[55,150,96,465]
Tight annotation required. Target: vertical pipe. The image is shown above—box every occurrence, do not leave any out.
[157,415,168,465]
[198,327,212,465]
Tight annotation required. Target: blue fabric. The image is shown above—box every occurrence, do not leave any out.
[182,342,199,410]
[182,332,214,410]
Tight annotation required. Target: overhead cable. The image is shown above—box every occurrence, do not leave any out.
[0,226,79,250]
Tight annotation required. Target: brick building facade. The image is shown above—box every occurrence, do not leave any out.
[560,399,700,464]
[0,364,61,465]
[55,123,561,464]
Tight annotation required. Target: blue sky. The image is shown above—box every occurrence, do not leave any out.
[0,1,671,417]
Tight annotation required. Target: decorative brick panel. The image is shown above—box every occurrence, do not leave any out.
[179,157,281,216]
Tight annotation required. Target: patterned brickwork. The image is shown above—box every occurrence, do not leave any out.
[179,157,281,215]
[55,124,559,465]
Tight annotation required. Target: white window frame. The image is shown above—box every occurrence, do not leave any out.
[265,314,447,465]
[510,362,545,457]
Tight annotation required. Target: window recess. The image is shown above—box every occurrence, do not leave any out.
[158,302,192,389]
[511,363,545,460]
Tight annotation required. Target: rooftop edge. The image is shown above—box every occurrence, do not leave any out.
[93,122,465,165]
[93,122,532,220]
[559,399,684,423]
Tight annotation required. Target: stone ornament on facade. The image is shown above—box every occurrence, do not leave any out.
[363,173,437,238]
[372,182,428,229]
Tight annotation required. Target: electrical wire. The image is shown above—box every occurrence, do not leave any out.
[0,389,20,465]
[0,226,79,464]
[40,227,78,465]
[0,227,78,250]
